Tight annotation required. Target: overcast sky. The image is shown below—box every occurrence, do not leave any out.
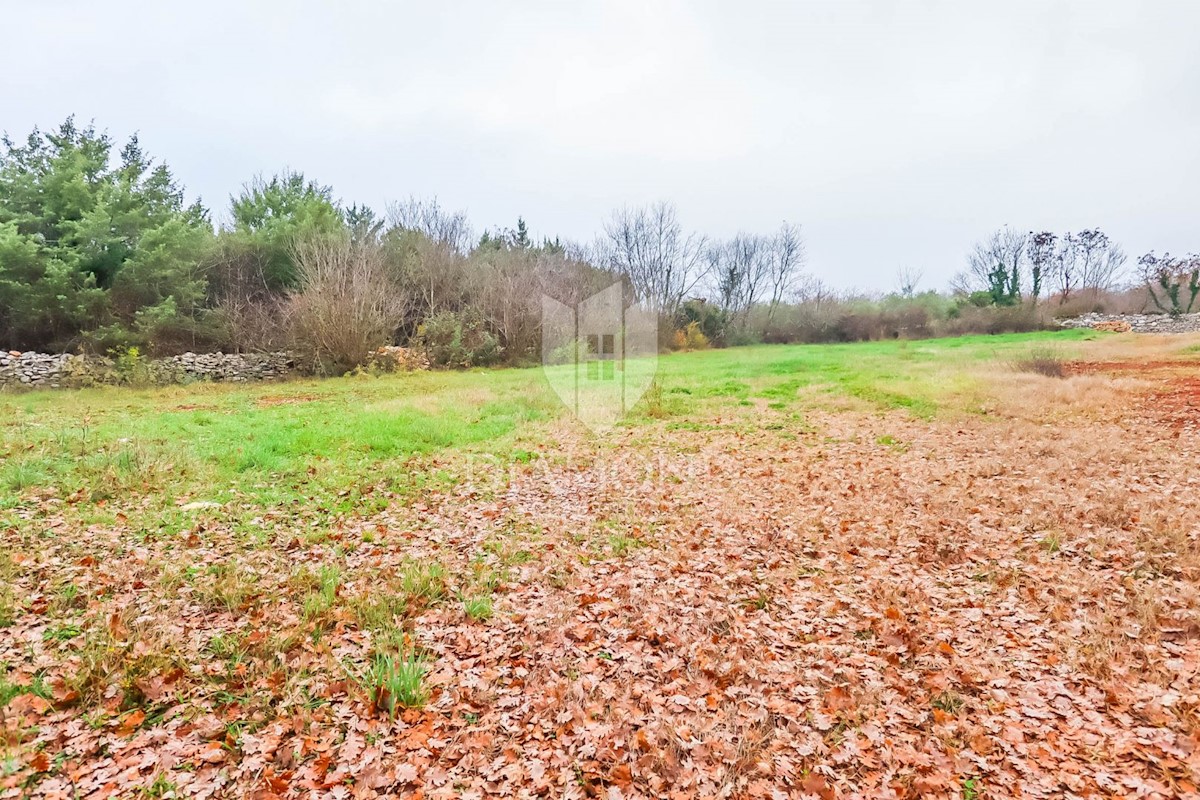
[4,1,1197,290]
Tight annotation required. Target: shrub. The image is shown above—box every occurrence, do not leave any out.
[110,346,156,386]
[286,233,408,375]
[545,336,589,366]
[938,304,1044,336]
[1013,346,1068,378]
[672,322,709,351]
[415,309,502,368]
[675,298,729,345]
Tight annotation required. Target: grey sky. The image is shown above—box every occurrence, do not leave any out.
[4,1,1197,291]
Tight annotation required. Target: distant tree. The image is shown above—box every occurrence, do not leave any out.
[1048,232,1080,304]
[954,227,1027,306]
[896,265,923,299]
[710,233,768,326]
[1027,231,1056,303]
[601,201,707,316]
[765,222,807,326]
[514,217,531,249]
[344,204,384,245]
[1043,228,1125,304]
[387,196,473,253]
[539,236,565,255]
[227,171,343,290]
[1139,251,1200,316]
[1073,228,1126,294]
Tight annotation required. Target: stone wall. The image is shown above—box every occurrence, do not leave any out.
[1058,312,1200,334]
[0,351,295,389]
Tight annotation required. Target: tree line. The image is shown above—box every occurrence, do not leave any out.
[0,119,812,369]
[2,119,1195,372]
[952,225,1200,317]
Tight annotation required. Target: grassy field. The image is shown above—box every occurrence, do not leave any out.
[0,331,1091,518]
[3,329,1200,799]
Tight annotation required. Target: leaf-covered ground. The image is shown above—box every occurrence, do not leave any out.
[3,334,1200,798]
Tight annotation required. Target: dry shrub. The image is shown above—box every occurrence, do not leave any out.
[939,304,1045,336]
[287,234,409,374]
[1013,346,1067,378]
[208,238,290,352]
[672,322,710,351]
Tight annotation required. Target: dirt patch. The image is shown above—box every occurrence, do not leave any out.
[255,393,320,408]
[170,403,219,412]
[1065,359,1193,375]
[1067,358,1200,433]
[1151,376,1200,433]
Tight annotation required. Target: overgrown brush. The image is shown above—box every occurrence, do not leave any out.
[1013,346,1068,378]
[286,233,409,375]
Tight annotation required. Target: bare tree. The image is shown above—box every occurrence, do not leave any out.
[1048,232,1080,304]
[468,248,542,360]
[1074,228,1126,294]
[896,265,923,299]
[766,222,807,321]
[380,225,472,335]
[710,233,769,326]
[386,196,474,254]
[953,227,1028,302]
[600,201,707,315]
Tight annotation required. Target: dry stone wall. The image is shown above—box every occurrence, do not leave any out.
[1058,313,1200,334]
[0,351,295,389]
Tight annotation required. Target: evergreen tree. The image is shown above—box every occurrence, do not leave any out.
[227,170,343,289]
[514,217,530,249]
[0,118,215,351]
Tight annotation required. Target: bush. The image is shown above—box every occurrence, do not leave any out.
[1013,346,1068,378]
[110,346,156,386]
[675,298,729,345]
[545,336,589,366]
[415,309,502,368]
[671,322,710,351]
[938,304,1044,336]
[286,234,407,375]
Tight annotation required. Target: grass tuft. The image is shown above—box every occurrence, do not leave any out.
[462,595,493,622]
[401,561,447,605]
[362,649,429,716]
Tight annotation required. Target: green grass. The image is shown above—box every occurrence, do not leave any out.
[401,561,448,605]
[361,650,429,715]
[461,595,494,622]
[0,671,51,707]
[0,332,1086,523]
